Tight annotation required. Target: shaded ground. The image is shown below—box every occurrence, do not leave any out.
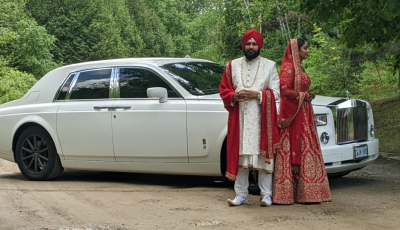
[0,153,399,230]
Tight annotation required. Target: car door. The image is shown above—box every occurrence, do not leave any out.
[111,67,188,162]
[57,68,115,161]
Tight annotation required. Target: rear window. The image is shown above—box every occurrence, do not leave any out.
[69,69,111,100]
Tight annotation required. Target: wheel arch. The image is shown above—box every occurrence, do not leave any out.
[12,121,62,162]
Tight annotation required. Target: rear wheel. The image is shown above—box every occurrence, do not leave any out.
[15,126,63,181]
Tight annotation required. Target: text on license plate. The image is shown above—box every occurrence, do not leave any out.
[354,145,368,159]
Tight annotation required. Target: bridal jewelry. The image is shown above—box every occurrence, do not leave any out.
[241,57,261,88]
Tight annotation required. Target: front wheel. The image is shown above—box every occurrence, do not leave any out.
[15,126,63,180]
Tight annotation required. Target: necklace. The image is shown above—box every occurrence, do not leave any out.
[241,57,261,88]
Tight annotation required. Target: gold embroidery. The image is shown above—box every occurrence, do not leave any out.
[290,39,302,92]
[240,57,261,88]
[225,172,236,181]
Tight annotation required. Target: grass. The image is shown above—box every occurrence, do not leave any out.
[370,95,400,154]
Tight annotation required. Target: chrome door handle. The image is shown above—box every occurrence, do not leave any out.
[112,106,131,110]
[93,106,112,110]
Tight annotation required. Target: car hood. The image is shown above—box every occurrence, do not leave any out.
[312,95,344,106]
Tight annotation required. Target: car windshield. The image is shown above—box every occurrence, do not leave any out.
[160,61,224,95]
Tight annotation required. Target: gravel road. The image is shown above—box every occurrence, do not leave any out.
[0,153,399,230]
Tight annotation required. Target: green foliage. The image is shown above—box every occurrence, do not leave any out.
[27,0,144,63]
[125,0,175,57]
[371,96,400,154]
[148,0,192,57]
[354,61,398,101]
[301,0,400,47]
[222,0,243,60]
[0,0,56,78]
[304,27,362,97]
[301,0,400,90]
[188,2,228,64]
[0,58,37,104]
[0,0,398,106]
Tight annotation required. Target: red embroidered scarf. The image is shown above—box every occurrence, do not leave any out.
[278,39,308,165]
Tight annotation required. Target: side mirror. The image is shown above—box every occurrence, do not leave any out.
[147,87,168,103]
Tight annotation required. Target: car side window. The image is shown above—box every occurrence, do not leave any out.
[118,68,179,98]
[55,73,75,100]
[69,69,112,100]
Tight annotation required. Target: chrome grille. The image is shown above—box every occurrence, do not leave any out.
[336,106,368,144]
[328,99,369,145]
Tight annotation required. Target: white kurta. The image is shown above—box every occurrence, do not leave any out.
[231,56,280,172]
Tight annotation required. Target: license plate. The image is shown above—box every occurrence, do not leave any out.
[354,145,368,160]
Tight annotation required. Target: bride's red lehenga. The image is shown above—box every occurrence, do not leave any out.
[273,39,331,204]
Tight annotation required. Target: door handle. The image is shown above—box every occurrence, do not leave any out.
[112,106,131,110]
[93,106,131,110]
[93,106,112,110]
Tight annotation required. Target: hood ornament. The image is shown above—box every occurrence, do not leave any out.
[345,90,350,99]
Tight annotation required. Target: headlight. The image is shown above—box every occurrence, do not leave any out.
[315,114,327,126]
[320,132,329,144]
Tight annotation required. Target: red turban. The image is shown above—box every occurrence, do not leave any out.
[241,29,264,49]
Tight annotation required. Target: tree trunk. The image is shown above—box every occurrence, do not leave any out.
[374,62,383,86]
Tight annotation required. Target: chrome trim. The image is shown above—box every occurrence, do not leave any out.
[114,67,120,98]
[328,99,368,145]
[65,73,80,100]
[93,106,131,110]
[53,73,76,101]
[109,68,117,98]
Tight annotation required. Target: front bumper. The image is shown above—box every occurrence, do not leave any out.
[322,139,379,174]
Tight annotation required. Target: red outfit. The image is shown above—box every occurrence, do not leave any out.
[219,61,279,181]
[273,39,331,204]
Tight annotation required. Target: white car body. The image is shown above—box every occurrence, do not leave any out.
[0,58,379,180]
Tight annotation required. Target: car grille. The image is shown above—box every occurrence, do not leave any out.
[328,99,369,145]
[336,105,368,144]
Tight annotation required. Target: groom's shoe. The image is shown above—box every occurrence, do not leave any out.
[227,195,247,206]
[260,196,272,207]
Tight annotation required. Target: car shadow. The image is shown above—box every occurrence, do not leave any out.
[58,170,234,190]
[0,169,387,193]
[328,176,381,190]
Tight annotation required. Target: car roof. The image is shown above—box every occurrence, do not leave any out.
[58,57,215,70]
[22,57,217,104]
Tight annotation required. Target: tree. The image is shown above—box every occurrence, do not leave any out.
[0,0,56,79]
[301,0,400,91]
[0,59,37,104]
[27,0,144,64]
[125,0,175,57]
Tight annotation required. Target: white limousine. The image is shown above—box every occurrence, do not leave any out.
[0,58,379,180]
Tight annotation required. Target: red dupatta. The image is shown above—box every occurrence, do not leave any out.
[278,39,308,165]
[219,61,279,181]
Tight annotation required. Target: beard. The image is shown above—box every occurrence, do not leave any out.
[243,49,260,60]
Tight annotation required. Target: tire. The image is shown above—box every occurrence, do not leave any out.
[15,126,63,181]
